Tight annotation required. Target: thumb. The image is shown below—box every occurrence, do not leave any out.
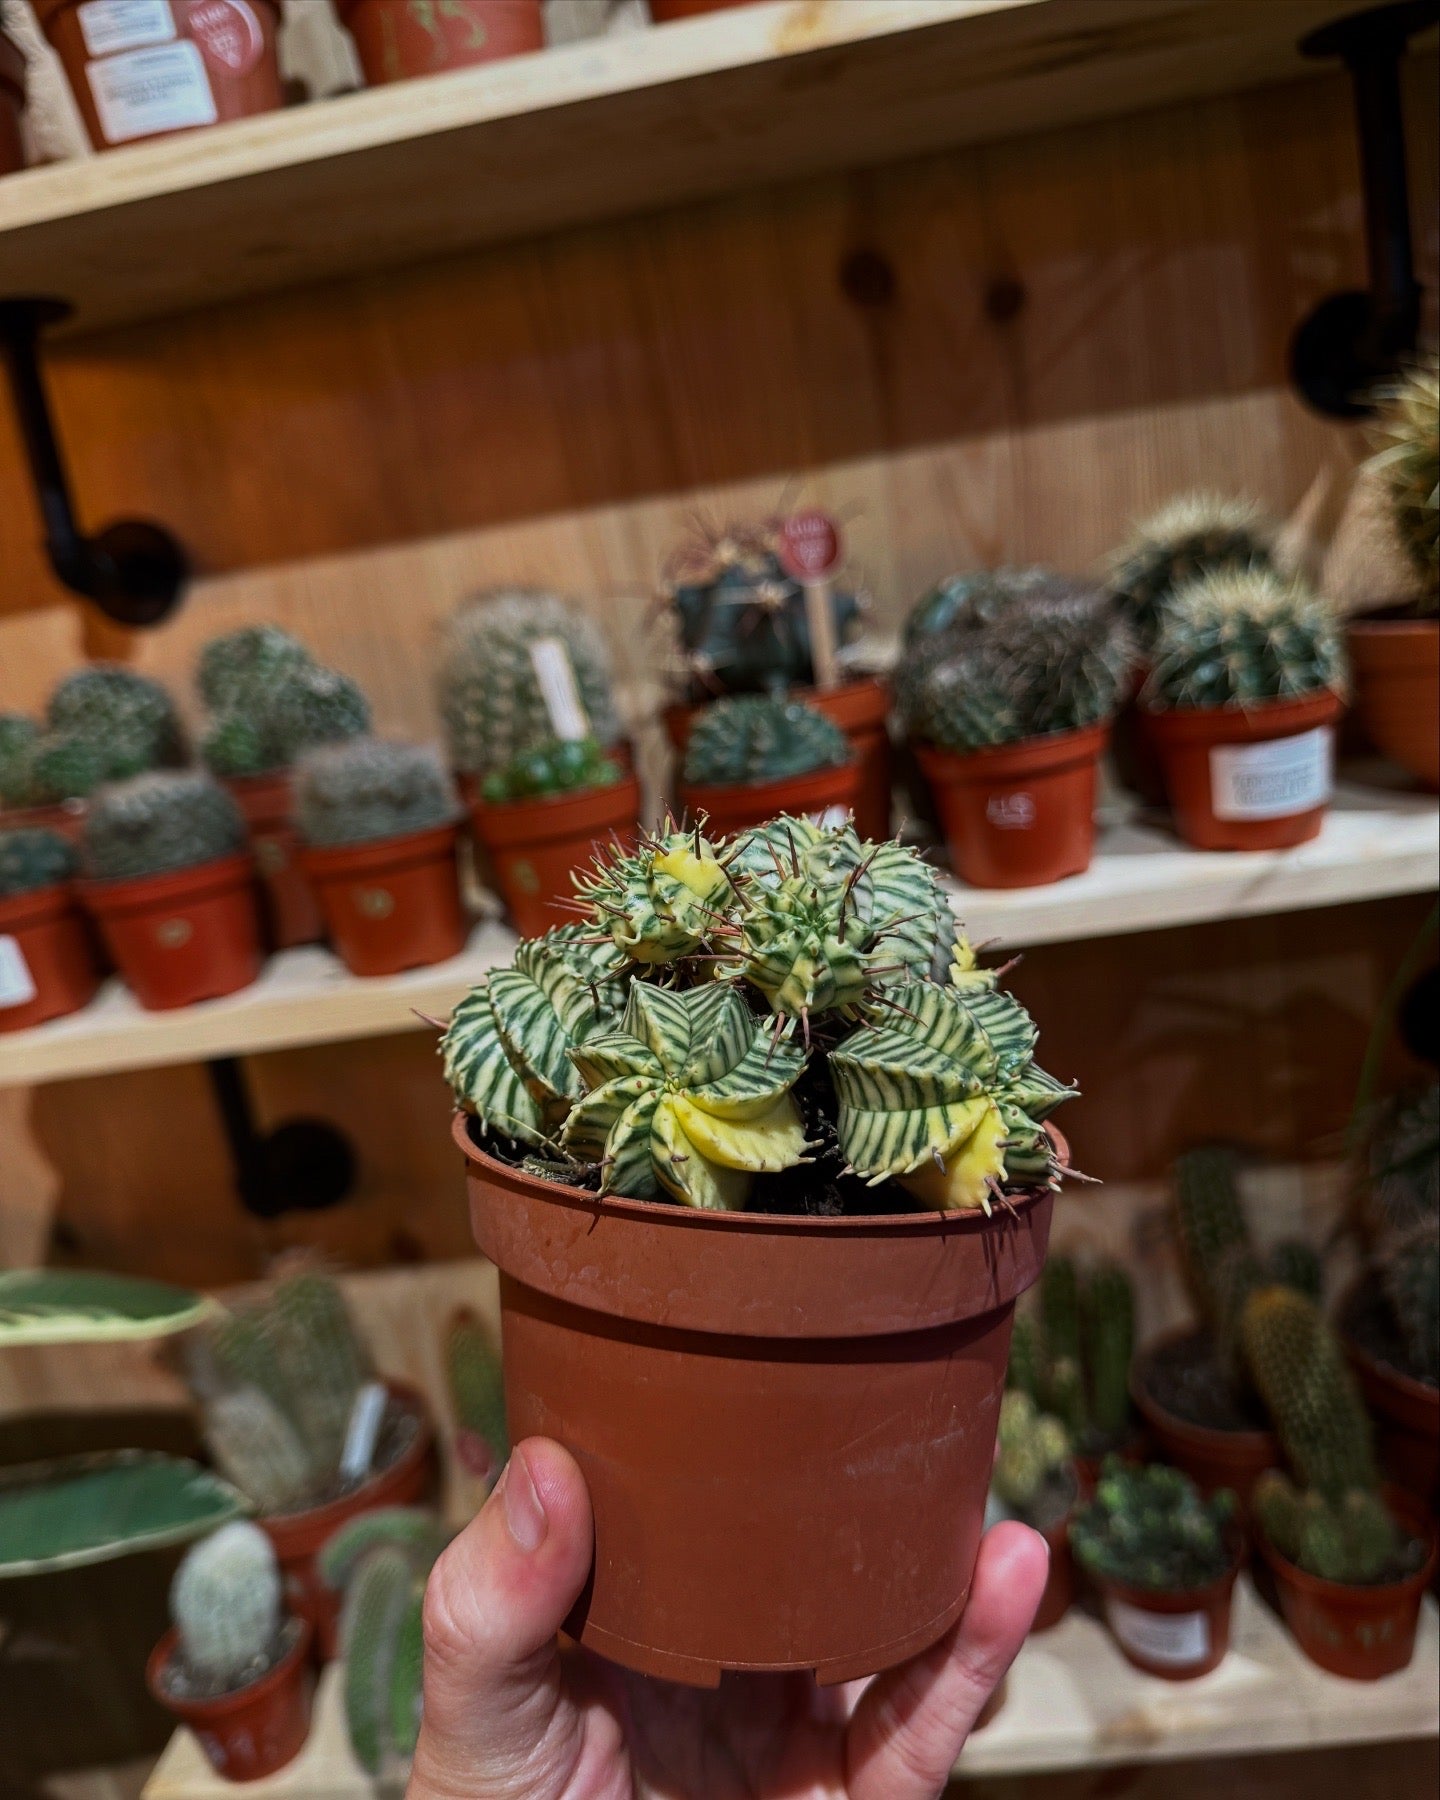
[410,1439,593,1800]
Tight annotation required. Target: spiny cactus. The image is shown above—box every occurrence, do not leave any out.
[682,694,850,787]
[1368,351,1439,599]
[0,713,38,808]
[438,590,621,776]
[1253,1470,1405,1585]
[993,1390,1072,1518]
[1082,1261,1137,1441]
[576,826,734,965]
[170,1521,283,1691]
[294,738,457,848]
[478,736,622,804]
[318,1507,452,1594]
[27,732,110,805]
[200,652,370,780]
[1366,1085,1439,1239]
[81,772,245,882]
[1242,1286,1377,1500]
[0,827,76,896]
[1380,1226,1439,1385]
[1012,1257,1134,1451]
[197,625,314,714]
[902,567,1055,648]
[445,1308,508,1487]
[1071,1459,1237,1592]
[1006,1312,1043,1403]
[203,1389,315,1515]
[47,665,183,774]
[1108,492,1277,649]
[342,1545,425,1776]
[1144,568,1346,711]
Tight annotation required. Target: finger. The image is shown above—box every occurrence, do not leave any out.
[411,1438,594,1800]
[844,1521,1048,1800]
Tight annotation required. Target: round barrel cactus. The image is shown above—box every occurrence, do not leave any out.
[0,827,76,896]
[82,772,246,883]
[682,695,850,786]
[294,739,457,847]
[1144,568,1345,711]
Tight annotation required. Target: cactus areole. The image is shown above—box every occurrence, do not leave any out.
[441,813,1076,1684]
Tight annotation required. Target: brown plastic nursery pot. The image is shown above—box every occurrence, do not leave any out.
[649,0,763,18]
[0,798,87,843]
[915,723,1108,890]
[1345,617,1439,791]
[677,759,861,839]
[465,773,641,938]
[338,0,543,85]
[264,1381,437,1663]
[225,770,323,950]
[1342,1305,1440,1513]
[0,30,24,175]
[0,884,102,1033]
[80,853,261,1011]
[301,823,466,978]
[459,1113,1061,1686]
[38,0,283,152]
[147,1616,313,1781]
[1093,1539,1243,1680]
[1143,689,1344,851]
[1031,1467,1088,1633]
[1132,1334,1278,1508]
[1256,1488,1437,1680]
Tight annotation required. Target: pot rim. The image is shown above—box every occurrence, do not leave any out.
[0,881,76,928]
[465,769,640,846]
[678,758,859,811]
[1130,1328,1279,1453]
[78,850,255,912]
[1140,687,1344,735]
[260,1379,433,1543]
[146,1612,312,1722]
[1254,1485,1439,1600]
[913,719,1110,780]
[1345,611,1439,638]
[299,818,460,875]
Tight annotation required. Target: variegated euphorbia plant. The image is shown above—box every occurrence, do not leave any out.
[441,816,1073,1214]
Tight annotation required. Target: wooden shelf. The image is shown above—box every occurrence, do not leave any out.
[0,0,1365,334]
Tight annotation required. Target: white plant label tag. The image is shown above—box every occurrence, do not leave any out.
[1105,1598,1209,1670]
[0,937,37,1011]
[87,41,217,144]
[529,638,590,742]
[79,0,176,57]
[339,1381,387,1483]
[1209,727,1331,822]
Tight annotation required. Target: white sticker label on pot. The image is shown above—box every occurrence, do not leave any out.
[79,0,176,57]
[1209,727,1332,822]
[986,791,1037,831]
[1106,1598,1209,1670]
[529,638,590,742]
[87,41,217,144]
[0,936,37,1011]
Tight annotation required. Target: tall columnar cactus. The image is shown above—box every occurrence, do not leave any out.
[1253,1471,1402,1585]
[437,590,621,776]
[1108,492,1277,649]
[319,1509,452,1597]
[1009,1258,1135,1452]
[342,1545,425,1775]
[445,1308,508,1486]
[682,694,850,787]
[203,1389,316,1515]
[170,1521,283,1691]
[0,827,76,896]
[198,625,314,714]
[993,1390,1072,1518]
[1071,1460,1237,1592]
[294,739,457,848]
[1368,351,1439,599]
[1144,568,1345,711]
[1082,1261,1137,1440]
[1241,1286,1377,1500]
[47,665,183,774]
[81,772,246,882]
[1173,1144,1258,1372]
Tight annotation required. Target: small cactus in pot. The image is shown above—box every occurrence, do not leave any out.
[200,653,371,780]
[0,825,98,1031]
[294,739,458,848]
[198,625,315,715]
[1367,352,1439,607]
[682,694,851,788]
[992,1390,1074,1527]
[478,736,623,804]
[0,825,76,896]
[1072,1460,1238,1593]
[1108,492,1278,652]
[81,771,246,882]
[1143,568,1346,713]
[2,667,183,809]
[1007,1255,1136,1464]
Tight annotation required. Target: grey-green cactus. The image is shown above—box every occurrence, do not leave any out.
[1379,1226,1439,1386]
[294,738,457,848]
[170,1521,283,1692]
[437,590,621,777]
[318,1508,452,1596]
[993,1390,1072,1518]
[202,1389,315,1516]
[0,827,76,896]
[682,694,850,787]
[81,772,245,882]
[197,626,314,714]
[1144,568,1346,711]
[1253,1470,1406,1585]
[1108,492,1277,649]
[0,713,40,808]
[1368,351,1439,601]
[445,1309,508,1487]
[199,646,370,779]
[902,568,1055,648]
[47,665,183,774]
[339,1535,441,1777]
[1242,1286,1377,1500]
[1071,1460,1237,1593]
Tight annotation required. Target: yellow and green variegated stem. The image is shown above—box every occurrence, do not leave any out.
[578,829,734,964]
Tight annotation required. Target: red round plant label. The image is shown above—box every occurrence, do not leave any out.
[187,0,264,74]
[778,509,842,581]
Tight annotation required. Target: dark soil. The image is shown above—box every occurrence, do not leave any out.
[1339,1270,1438,1392]
[1137,1330,1270,1433]
[160,1615,302,1704]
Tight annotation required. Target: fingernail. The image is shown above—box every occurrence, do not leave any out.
[501,1446,547,1553]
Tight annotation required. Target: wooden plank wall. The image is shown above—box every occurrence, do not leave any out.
[0,59,1435,1283]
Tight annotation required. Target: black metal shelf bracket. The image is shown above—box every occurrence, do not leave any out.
[0,296,188,625]
[1290,0,1437,418]
[206,1056,358,1220]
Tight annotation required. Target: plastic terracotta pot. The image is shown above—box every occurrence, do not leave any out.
[0,883,102,1033]
[147,1616,313,1780]
[300,823,465,979]
[225,770,323,951]
[264,1381,437,1663]
[649,0,764,18]
[677,759,860,839]
[1030,1466,1086,1633]
[1346,617,1439,791]
[1132,1334,1278,1508]
[0,29,24,175]
[37,0,283,152]
[1341,1293,1440,1512]
[1256,1488,1437,1680]
[338,0,543,84]
[1143,689,1343,851]
[1093,1539,1242,1680]
[915,723,1108,890]
[0,798,88,844]
[80,853,261,1011]
[459,1113,1060,1685]
[465,773,641,938]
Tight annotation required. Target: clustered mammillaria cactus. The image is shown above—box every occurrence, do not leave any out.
[441,815,1073,1215]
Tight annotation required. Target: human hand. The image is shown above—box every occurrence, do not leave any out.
[409,1437,1048,1800]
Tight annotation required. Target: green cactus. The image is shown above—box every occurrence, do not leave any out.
[342,1545,423,1775]
[1082,1261,1136,1440]
[318,1507,452,1594]
[197,640,369,779]
[264,665,371,759]
[170,1521,282,1691]
[1380,1226,1439,1385]
[901,567,1054,648]
[293,738,457,848]
[1010,1258,1135,1452]
[0,713,38,808]
[0,827,76,896]
[1368,351,1439,600]
[268,1271,372,1477]
[577,826,734,966]
[682,694,850,787]
[27,731,110,804]
[993,1390,1072,1518]
[1071,1459,1237,1593]
[199,711,272,780]
[1253,1470,1403,1585]
[197,626,313,714]
[445,1308,508,1487]
[1144,568,1346,711]
[47,665,183,775]
[478,736,622,804]
[202,1388,316,1515]
[1108,492,1277,649]
[1040,1256,1082,1371]
[81,772,245,882]
[438,590,621,777]
[1367,1085,1439,1238]
[1006,1313,1042,1403]
[1242,1286,1377,1500]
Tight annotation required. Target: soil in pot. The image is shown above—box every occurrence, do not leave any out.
[0,883,102,1033]
[1339,1275,1439,1510]
[148,1615,312,1780]
[302,822,466,978]
[676,758,860,839]
[1256,1488,1437,1680]
[466,772,641,939]
[1094,1544,1242,1680]
[0,29,24,175]
[1144,689,1343,851]
[1346,615,1439,791]
[37,0,284,153]
[459,1113,1058,1686]
[80,852,261,1011]
[1131,1330,1278,1506]
[225,770,323,950]
[914,722,1107,890]
[339,0,543,85]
